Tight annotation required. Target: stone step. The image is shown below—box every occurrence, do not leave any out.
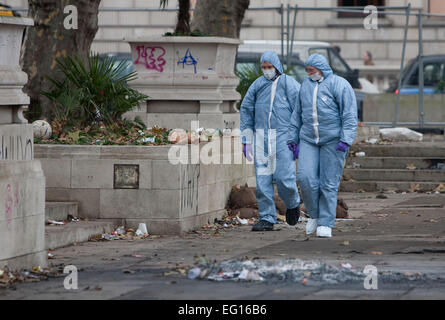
[350,145,445,158]
[344,169,445,182]
[45,202,78,221]
[45,219,122,250]
[340,181,441,193]
[346,157,445,170]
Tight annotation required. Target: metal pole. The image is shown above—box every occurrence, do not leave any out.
[394,4,411,128]
[286,4,291,69]
[289,5,298,67]
[280,4,284,63]
[418,11,425,129]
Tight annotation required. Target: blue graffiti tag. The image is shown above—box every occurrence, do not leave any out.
[177,49,198,74]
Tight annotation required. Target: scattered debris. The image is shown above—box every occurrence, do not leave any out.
[97,226,150,242]
[136,223,148,237]
[409,183,421,193]
[188,268,202,280]
[355,152,366,157]
[406,164,417,170]
[0,265,64,288]
[435,184,445,193]
[376,194,388,199]
[365,138,378,144]
[380,127,423,142]
[236,216,249,225]
[47,219,66,226]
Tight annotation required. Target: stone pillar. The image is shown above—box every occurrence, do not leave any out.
[125,36,242,131]
[0,16,47,269]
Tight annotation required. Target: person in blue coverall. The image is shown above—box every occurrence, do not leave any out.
[240,51,301,232]
[288,54,358,238]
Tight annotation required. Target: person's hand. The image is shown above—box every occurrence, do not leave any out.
[243,144,253,161]
[336,141,350,153]
[288,142,300,160]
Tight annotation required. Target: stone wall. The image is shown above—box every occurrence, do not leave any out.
[363,94,445,125]
[35,140,255,235]
[0,161,46,269]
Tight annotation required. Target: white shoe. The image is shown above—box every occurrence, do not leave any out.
[306,219,318,235]
[317,226,332,238]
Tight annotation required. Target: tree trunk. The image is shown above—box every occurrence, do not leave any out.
[174,0,191,35]
[191,0,250,38]
[22,0,101,120]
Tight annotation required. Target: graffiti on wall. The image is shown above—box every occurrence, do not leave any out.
[4,183,20,231]
[0,135,33,161]
[134,45,167,72]
[180,164,200,213]
[177,48,198,74]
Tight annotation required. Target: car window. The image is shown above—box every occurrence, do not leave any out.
[308,48,329,62]
[329,49,349,73]
[409,62,444,87]
[288,64,307,84]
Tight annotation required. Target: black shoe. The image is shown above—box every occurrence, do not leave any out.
[252,220,274,232]
[286,207,300,226]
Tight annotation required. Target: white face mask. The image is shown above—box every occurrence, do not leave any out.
[263,69,276,81]
[309,72,323,82]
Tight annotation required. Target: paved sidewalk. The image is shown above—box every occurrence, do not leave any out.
[1,192,445,300]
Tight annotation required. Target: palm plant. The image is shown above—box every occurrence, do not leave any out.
[42,54,147,126]
[236,62,263,101]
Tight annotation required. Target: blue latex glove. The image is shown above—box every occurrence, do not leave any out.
[336,141,350,153]
[243,144,253,161]
[288,142,300,160]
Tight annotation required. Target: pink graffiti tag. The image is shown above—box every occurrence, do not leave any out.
[13,183,19,207]
[134,46,167,72]
[5,184,13,230]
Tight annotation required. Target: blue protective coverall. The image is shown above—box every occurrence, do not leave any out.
[240,51,300,224]
[288,54,358,228]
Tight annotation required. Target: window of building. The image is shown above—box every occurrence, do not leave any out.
[429,0,445,15]
[337,0,385,18]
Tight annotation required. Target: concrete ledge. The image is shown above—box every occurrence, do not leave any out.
[36,144,255,235]
[45,202,78,221]
[340,181,441,193]
[45,220,120,250]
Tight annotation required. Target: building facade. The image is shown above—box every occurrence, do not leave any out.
[4,0,445,67]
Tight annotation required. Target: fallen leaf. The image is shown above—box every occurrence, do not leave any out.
[370,251,383,255]
[409,183,421,193]
[341,241,350,246]
[406,164,417,170]
[400,211,409,215]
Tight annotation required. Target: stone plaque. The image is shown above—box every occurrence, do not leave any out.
[114,164,139,189]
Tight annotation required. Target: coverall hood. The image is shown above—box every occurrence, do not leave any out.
[260,51,283,74]
[305,54,333,79]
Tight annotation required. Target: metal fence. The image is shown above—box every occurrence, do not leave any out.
[3,4,445,129]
